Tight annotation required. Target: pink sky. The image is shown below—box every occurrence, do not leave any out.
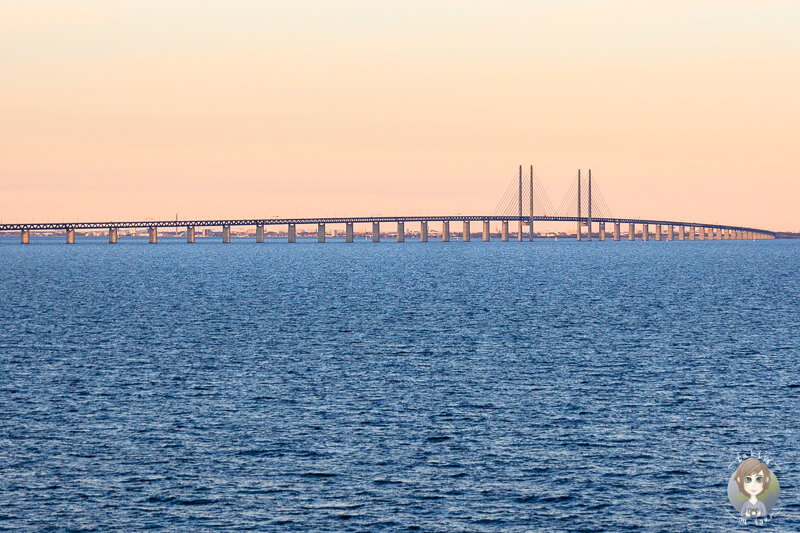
[1,1,798,230]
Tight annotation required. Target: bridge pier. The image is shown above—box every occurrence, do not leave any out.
[715,228,722,240]
[288,224,296,243]
[66,228,75,244]
[371,222,380,243]
[518,221,523,242]
[463,221,470,242]
[599,222,606,241]
[187,226,195,243]
[677,226,684,241]
[502,221,509,242]
[576,220,582,241]
[698,227,705,240]
[21,229,30,244]
[222,225,231,243]
[420,221,428,242]
[345,222,354,243]
[655,225,662,241]
[628,223,635,241]
[614,222,620,241]
[442,221,450,242]
[318,223,326,243]
[256,224,264,243]
[483,220,490,242]
[109,227,118,244]
[148,227,156,244]
[667,225,674,241]
[397,221,404,242]
[642,224,649,241]
[586,221,592,241]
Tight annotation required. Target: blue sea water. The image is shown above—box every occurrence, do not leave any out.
[1,237,798,532]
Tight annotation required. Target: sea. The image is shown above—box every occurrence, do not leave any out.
[1,237,798,532]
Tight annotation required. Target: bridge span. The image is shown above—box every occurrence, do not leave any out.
[3,167,777,244]
[4,215,776,244]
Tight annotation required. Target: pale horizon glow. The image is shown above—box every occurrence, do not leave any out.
[1,1,799,231]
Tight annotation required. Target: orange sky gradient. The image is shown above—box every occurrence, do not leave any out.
[1,1,798,231]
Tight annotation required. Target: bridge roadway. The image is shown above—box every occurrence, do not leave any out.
[0,215,776,235]
[5,215,776,244]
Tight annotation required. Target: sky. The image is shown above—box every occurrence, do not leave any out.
[1,0,798,230]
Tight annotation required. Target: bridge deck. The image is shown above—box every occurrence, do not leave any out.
[0,216,776,237]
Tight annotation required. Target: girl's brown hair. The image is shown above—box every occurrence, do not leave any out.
[735,457,771,496]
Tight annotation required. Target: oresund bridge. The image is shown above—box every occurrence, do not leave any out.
[3,167,776,244]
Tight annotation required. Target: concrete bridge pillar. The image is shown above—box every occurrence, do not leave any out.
[655,225,662,241]
[345,222,354,243]
[576,220,582,241]
[318,223,326,243]
[642,224,649,241]
[586,221,592,241]
[667,226,674,241]
[501,221,509,242]
[518,221,523,241]
[66,228,76,244]
[222,225,231,243]
[614,222,620,241]
[628,223,635,241]
[677,226,684,241]
[288,224,296,243]
[420,221,428,242]
[483,220,490,242]
[599,222,606,241]
[147,227,156,244]
[688,227,695,240]
[21,229,30,244]
[397,221,404,242]
[256,224,264,243]
[442,221,450,242]
[698,227,705,240]
[463,221,470,242]
[372,222,381,243]
[715,228,722,240]
[187,226,195,243]
[108,227,118,244]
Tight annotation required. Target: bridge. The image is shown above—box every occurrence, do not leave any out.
[3,167,777,244]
